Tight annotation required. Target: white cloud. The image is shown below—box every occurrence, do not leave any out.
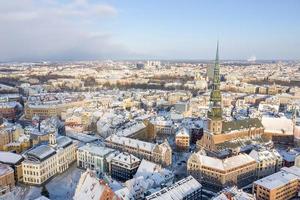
[0,0,130,61]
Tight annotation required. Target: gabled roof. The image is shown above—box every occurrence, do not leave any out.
[189,153,255,171]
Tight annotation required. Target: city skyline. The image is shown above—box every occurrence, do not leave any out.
[0,0,300,62]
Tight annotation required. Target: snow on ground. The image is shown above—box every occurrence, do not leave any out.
[172,151,191,181]
[22,163,83,200]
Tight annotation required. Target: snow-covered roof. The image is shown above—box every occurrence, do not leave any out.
[0,151,23,164]
[0,101,19,108]
[281,166,300,177]
[135,159,159,178]
[176,127,190,137]
[67,132,98,143]
[74,170,117,200]
[0,163,14,176]
[106,135,155,152]
[116,122,146,137]
[191,153,255,171]
[115,187,133,200]
[26,145,56,162]
[152,117,173,127]
[78,144,115,157]
[34,196,50,200]
[145,176,201,200]
[134,159,173,186]
[112,152,140,165]
[278,148,300,162]
[56,136,73,149]
[262,116,294,135]
[254,169,300,190]
[249,149,282,162]
[213,186,255,200]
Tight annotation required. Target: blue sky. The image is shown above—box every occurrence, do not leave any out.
[0,0,299,61]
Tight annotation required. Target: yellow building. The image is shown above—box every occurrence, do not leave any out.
[0,151,23,185]
[175,127,190,151]
[22,134,77,185]
[0,164,15,196]
[115,120,156,141]
[24,100,86,119]
[0,122,30,153]
[188,153,256,191]
[3,141,31,154]
[253,166,300,200]
[105,135,172,167]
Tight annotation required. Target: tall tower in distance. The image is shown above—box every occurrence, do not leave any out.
[207,42,223,134]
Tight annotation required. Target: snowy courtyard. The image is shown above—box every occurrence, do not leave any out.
[20,163,83,200]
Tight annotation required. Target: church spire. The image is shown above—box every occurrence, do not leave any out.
[210,42,222,104]
[212,41,220,91]
[208,42,222,128]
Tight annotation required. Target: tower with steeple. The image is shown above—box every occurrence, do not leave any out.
[197,43,265,152]
[207,42,223,134]
[49,130,57,147]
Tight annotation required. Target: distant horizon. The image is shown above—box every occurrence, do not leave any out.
[0,58,299,64]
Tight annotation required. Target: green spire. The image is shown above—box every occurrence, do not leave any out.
[208,41,222,120]
[212,41,220,91]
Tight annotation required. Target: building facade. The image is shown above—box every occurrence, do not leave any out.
[153,119,174,135]
[175,127,190,151]
[0,163,15,196]
[105,135,172,166]
[24,100,86,119]
[77,143,115,175]
[22,134,77,185]
[110,152,140,181]
[188,153,257,191]
[253,166,300,200]
[0,151,24,183]
[0,102,18,120]
[249,148,283,179]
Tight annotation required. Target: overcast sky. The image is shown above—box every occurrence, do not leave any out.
[0,0,299,61]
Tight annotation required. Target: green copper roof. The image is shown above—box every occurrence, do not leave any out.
[207,106,222,120]
[212,41,220,91]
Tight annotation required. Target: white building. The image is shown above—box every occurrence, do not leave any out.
[77,143,116,174]
[153,118,174,135]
